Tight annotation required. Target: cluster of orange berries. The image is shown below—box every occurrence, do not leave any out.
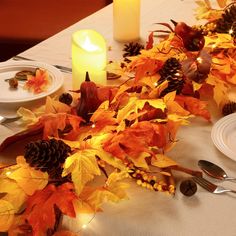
[127,165,175,194]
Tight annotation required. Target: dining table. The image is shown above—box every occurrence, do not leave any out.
[1,0,236,235]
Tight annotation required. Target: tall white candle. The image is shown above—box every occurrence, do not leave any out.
[72,29,107,89]
[113,0,140,42]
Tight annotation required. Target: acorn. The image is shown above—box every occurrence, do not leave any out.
[171,20,205,51]
[76,72,100,122]
[180,179,197,197]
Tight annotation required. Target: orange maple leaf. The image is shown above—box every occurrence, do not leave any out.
[130,57,163,82]
[39,113,83,140]
[90,102,117,132]
[175,95,211,121]
[24,68,50,94]
[64,114,83,140]
[24,183,77,236]
[103,121,174,167]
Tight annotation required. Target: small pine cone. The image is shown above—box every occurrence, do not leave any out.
[59,92,73,105]
[222,102,236,116]
[24,139,71,179]
[158,57,185,97]
[123,42,144,62]
[215,4,236,37]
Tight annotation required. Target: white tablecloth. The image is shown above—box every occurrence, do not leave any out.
[1,0,236,235]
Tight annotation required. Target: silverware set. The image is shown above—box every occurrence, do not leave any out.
[12,55,72,73]
[193,160,236,194]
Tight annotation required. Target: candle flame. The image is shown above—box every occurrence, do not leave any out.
[82,36,101,52]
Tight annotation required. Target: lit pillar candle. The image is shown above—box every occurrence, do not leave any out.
[72,29,107,89]
[113,0,140,42]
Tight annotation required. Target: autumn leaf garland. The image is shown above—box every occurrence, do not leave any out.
[0,0,236,234]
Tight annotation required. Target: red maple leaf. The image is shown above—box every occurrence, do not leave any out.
[24,183,77,236]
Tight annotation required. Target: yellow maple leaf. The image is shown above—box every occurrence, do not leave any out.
[0,200,15,232]
[195,0,223,20]
[164,91,191,119]
[151,154,177,168]
[0,178,26,213]
[62,150,101,195]
[87,134,126,170]
[16,107,38,125]
[86,171,129,211]
[7,156,48,196]
[205,34,234,49]
[206,75,229,106]
[117,97,166,123]
[45,96,71,114]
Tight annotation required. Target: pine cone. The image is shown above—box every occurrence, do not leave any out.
[158,57,185,97]
[215,4,236,37]
[24,139,72,179]
[222,101,236,116]
[123,42,144,62]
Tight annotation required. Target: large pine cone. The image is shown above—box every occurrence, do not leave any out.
[215,4,236,37]
[24,139,71,179]
[158,57,185,97]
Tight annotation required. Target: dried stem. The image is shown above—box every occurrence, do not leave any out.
[169,165,202,177]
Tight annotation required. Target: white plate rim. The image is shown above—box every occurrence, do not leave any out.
[211,113,236,161]
[0,60,64,103]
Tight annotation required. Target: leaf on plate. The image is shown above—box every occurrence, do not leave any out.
[24,183,77,236]
[24,68,51,94]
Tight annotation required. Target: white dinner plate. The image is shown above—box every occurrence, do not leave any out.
[0,61,64,103]
[211,113,236,161]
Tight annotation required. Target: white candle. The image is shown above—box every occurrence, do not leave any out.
[113,0,140,42]
[72,29,107,89]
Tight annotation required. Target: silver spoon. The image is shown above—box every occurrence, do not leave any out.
[198,160,236,181]
[0,115,21,125]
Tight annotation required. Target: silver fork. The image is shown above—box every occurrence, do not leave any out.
[192,176,236,194]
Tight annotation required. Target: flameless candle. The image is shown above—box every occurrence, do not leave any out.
[113,0,140,42]
[72,30,107,89]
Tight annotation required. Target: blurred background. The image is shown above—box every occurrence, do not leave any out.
[0,0,112,62]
